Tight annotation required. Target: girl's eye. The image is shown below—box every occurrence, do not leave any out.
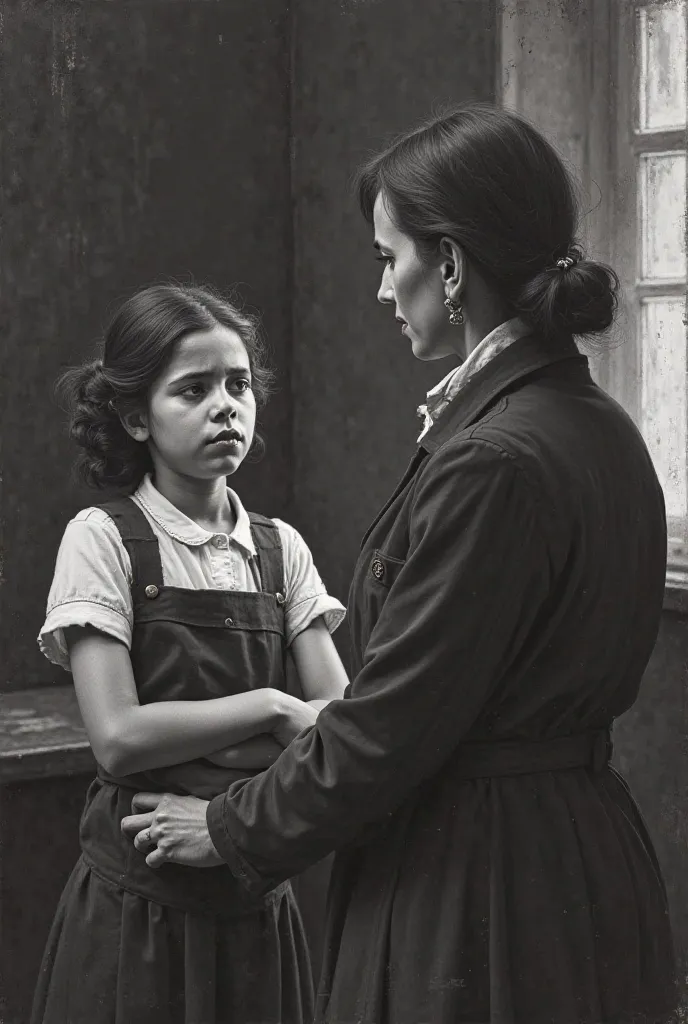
[229,378,252,393]
[180,383,204,397]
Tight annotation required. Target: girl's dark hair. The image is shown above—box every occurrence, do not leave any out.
[58,283,275,491]
[355,103,619,339]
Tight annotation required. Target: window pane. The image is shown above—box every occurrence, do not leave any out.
[638,1,687,131]
[639,151,687,280]
[641,298,688,518]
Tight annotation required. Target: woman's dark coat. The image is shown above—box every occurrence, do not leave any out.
[208,332,677,1024]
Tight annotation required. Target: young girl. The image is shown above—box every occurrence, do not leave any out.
[32,283,348,1024]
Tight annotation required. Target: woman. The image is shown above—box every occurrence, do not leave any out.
[127,105,678,1023]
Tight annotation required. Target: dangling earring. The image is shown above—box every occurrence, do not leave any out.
[444,296,464,326]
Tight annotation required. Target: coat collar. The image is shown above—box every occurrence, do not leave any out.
[420,332,588,454]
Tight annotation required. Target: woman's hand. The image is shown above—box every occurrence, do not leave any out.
[272,693,319,747]
[122,793,223,869]
[205,734,284,770]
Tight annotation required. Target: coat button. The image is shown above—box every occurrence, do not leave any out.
[144,584,159,599]
[371,558,385,581]
[275,592,286,606]
[224,617,234,627]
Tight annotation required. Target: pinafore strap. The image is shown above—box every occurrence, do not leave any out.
[247,511,285,597]
[96,498,285,596]
[97,498,164,591]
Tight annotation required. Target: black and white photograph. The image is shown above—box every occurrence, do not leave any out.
[0,2,687,1022]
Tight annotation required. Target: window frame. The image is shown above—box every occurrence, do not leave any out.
[602,0,688,578]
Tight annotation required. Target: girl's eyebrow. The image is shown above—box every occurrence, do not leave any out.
[168,367,251,386]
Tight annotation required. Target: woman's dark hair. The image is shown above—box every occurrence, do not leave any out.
[355,103,619,339]
[58,283,275,491]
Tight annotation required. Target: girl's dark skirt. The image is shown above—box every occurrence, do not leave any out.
[32,855,314,1024]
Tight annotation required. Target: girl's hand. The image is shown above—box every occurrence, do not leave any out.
[272,694,319,747]
[308,699,333,713]
[205,734,284,770]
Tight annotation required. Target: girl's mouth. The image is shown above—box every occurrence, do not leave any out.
[207,429,243,448]
[211,439,240,450]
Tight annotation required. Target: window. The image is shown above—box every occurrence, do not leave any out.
[500,0,688,583]
[608,0,688,577]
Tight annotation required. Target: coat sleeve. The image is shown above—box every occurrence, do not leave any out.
[207,438,550,893]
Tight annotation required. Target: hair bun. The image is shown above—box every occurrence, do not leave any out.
[56,359,139,489]
[78,359,115,406]
[514,253,620,337]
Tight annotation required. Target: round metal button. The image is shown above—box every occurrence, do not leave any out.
[212,535,228,549]
[224,617,234,627]
[275,592,286,606]
[144,584,159,599]
[371,558,385,581]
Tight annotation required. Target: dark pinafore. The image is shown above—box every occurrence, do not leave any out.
[32,497,314,1024]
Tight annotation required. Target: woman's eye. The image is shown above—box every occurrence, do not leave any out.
[375,255,395,268]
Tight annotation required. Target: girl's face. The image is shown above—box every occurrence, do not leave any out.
[373,192,465,361]
[129,326,257,485]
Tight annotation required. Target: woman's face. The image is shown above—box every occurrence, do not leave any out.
[373,193,464,361]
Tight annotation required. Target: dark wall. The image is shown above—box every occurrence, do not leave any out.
[614,609,688,1003]
[289,0,498,652]
[1,0,292,691]
[1,0,497,678]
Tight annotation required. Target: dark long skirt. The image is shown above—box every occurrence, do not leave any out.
[32,855,314,1024]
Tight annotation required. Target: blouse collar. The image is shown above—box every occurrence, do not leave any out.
[417,317,531,442]
[134,474,256,556]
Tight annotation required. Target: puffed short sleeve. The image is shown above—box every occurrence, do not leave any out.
[38,508,134,672]
[272,519,346,646]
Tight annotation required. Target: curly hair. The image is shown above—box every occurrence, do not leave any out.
[57,283,275,490]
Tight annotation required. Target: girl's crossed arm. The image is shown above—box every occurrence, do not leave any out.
[206,616,349,769]
[66,625,315,777]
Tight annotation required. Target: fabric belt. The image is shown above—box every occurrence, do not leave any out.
[450,728,613,779]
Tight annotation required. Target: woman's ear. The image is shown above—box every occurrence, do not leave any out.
[119,408,150,443]
[439,237,466,303]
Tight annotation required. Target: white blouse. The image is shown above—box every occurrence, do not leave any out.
[39,474,345,672]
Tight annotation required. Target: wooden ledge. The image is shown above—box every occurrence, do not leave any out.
[0,686,95,783]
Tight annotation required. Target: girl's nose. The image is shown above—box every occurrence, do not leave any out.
[377,265,394,305]
[212,388,237,419]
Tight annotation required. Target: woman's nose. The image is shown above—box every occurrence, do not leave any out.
[377,265,394,305]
